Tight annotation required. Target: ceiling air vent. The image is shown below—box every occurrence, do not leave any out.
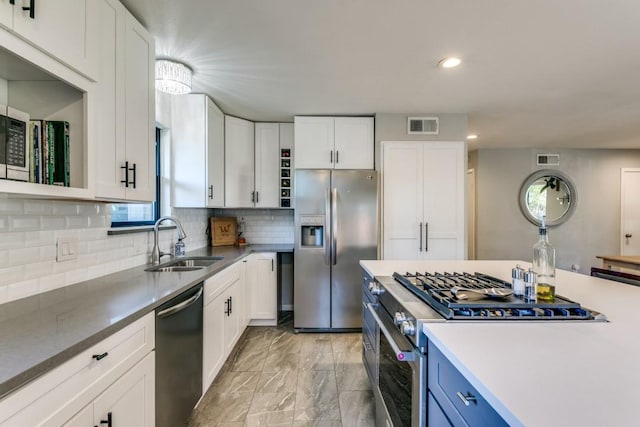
[407,117,439,135]
[537,153,560,166]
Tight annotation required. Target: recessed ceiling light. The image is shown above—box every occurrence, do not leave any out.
[467,134,478,140]
[438,57,462,69]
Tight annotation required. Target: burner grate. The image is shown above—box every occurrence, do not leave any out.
[393,271,596,321]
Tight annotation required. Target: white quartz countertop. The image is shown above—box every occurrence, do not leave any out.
[360,260,640,427]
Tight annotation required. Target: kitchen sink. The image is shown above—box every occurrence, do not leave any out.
[146,256,224,272]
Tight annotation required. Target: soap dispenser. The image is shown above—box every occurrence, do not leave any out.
[533,216,556,301]
[174,238,186,257]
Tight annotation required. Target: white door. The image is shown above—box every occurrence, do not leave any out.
[123,10,155,201]
[254,123,280,207]
[92,353,155,427]
[422,142,466,260]
[621,168,640,255]
[0,0,13,31]
[334,117,374,169]
[12,0,97,79]
[467,168,476,260]
[294,116,334,169]
[225,116,255,207]
[207,98,225,207]
[382,142,424,259]
[203,292,225,393]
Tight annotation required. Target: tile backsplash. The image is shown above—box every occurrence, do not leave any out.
[212,209,294,245]
[0,199,210,305]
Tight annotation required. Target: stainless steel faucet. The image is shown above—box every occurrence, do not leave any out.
[151,216,187,264]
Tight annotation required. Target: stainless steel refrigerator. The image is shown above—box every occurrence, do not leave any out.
[294,169,378,330]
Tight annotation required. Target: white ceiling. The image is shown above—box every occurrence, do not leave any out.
[121,0,640,149]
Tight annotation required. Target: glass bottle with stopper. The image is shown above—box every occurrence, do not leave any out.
[533,215,556,301]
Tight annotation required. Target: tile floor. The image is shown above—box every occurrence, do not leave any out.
[189,313,375,426]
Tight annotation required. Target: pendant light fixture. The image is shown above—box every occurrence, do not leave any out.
[155,59,192,94]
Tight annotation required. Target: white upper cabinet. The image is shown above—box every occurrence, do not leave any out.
[382,141,466,260]
[225,116,255,207]
[94,5,155,202]
[2,0,98,80]
[254,123,280,208]
[294,117,334,169]
[294,116,374,170]
[171,94,224,208]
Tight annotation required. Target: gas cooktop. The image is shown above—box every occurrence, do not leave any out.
[392,271,607,321]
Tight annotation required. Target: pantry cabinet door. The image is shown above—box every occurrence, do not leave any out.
[382,142,424,259]
[203,292,226,393]
[247,253,277,322]
[422,142,466,260]
[254,123,280,208]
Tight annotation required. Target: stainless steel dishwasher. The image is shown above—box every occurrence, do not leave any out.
[155,283,203,427]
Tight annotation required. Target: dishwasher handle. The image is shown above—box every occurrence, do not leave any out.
[157,287,203,318]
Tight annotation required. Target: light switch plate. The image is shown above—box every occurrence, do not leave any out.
[57,237,78,262]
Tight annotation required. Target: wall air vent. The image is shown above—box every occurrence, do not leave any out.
[537,153,560,166]
[407,117,439,135]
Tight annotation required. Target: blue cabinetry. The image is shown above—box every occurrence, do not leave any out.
[428,341,508,427]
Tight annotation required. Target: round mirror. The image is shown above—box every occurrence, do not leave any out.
[519,170,576,226]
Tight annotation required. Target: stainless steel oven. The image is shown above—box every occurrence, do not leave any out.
[367,302,426,427]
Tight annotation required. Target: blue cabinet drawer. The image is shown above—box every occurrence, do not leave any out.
[428,341,508,427]
[429,391,454,427]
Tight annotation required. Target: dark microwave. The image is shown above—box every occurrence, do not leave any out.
[1,106,30,182]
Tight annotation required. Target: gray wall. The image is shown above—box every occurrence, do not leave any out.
[474,148,640,273]
[374,113,468,170]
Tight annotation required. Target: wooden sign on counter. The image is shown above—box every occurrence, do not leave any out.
[210,217,237,246]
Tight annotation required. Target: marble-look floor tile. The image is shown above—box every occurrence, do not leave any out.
[229,340,268,372]
[333,352,370,392]
[331,334,362,353]
[256,369,299,393]
[300,334,333,353]
[270,332,302,353]
[294,370,341,421]
[209,370,261,394]
[300,352,334,371]
[196,391,253,424]
[292,421,342,427]
[339,390,375,427]
[263,351,300,372]
[249,392,296,414]
[246,410,294,427]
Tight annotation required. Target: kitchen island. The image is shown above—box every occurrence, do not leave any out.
[360,260,640,427]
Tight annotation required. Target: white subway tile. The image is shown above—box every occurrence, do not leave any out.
[87,239,106,253]
[0,265,25,286]
[39,273,65,292]
[89,216,107,228]
[77,203,102,216]
[65,269,88,286]
[67,216,89,229]
[24,261,54,280]
[40,245,57,261]
[53,202,79,216]
[53,258,79,274]
[0,284,7,305]
[87,264,106,279]
[41,216,67,230]
[0,200,24,213]
[23,200,52,215]
[8,247,40,266]
[0,217,8,232]
[24,230,55,247]
[7,279,39,300]
[10,216,41,231]
[0,232,25,250]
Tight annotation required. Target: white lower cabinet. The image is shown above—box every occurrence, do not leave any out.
[246,252,278,325]
[202,262,244,394]
[63,352,155,427]
[0,313,155,427]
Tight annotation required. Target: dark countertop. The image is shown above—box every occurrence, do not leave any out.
[0,244,293,399]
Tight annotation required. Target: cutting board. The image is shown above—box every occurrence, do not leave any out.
[210,217,237,246]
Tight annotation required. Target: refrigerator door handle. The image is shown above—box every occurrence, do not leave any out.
[324,187,331,265]
[332,187,338,265]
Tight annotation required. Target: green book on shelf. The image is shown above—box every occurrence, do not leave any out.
[50,121,70,187]
[47,121,54,185]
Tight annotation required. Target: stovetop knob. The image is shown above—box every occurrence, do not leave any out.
[368,282,384,296]
[401,320,416,337]
[394,311,407,325]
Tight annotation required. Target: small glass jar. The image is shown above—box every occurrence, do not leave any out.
[524,268,537,303]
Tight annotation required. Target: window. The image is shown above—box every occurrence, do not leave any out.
[110,128,161,227]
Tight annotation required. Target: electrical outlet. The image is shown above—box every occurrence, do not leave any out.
[57,237,78,262]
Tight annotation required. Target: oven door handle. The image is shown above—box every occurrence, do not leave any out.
[367,303,416,362]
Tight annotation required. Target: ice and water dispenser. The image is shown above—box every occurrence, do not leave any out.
[300,216,324,248]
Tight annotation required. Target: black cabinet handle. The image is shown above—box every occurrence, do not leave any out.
[208,185,213,199]
[10,0,15,5]
[99,412,112,427]
[128,163,136,189]
[336,150,339,163]
[22,0,35,19]
[92,352,109,361]
[120,161,129,187]
[229,296,232,314]
[425,222,429,252]
[251,191,255,203]
[256,191,259,204]
[224,298,230,316]
[330,150,333,163]
[271,259,274,272]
